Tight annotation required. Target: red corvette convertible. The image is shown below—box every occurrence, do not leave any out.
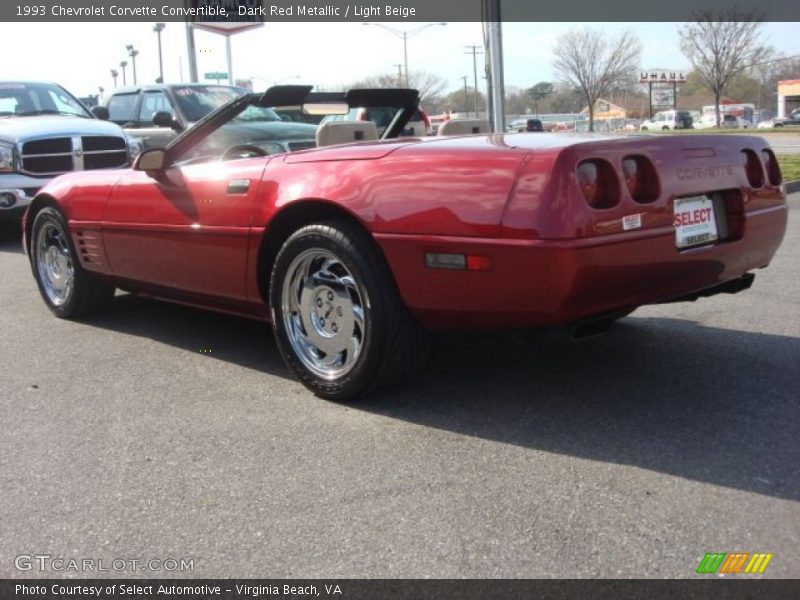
[23,87,788,400]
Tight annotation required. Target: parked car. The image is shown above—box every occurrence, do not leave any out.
[727,115,750,129]
[98,83,317,150]
[507,118,544,132]
[695,114,750,129]
[758,109,800,128]
[23,86,787,401]
[640,110,693,130]
[1,81,139,221]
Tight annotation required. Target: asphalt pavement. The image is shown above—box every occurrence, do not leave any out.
[1,194,798,579]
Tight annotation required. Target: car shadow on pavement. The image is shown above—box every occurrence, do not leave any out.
[0,222,24,254]
[367,318,800,502]
[80,295,799,502]
[81,293,293,379]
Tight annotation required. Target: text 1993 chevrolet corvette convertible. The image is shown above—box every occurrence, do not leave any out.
[23,86,787,400]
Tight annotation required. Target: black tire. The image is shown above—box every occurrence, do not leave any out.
[269,221,428,401]
[30,207,114,318]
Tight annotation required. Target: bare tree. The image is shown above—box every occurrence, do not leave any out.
[350,70,448,107]
[553,29,641,131]
[679,7,770,126]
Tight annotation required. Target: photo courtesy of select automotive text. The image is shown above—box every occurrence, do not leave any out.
[1,0,799,598]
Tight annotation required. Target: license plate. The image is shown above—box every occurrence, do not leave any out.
[674,195,719,249]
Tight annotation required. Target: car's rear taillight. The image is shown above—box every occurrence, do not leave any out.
[761,149,782,186]
[621,155,659,203]
[741,149,765,188]
[576,160,619,209]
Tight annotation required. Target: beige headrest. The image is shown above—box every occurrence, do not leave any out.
[437,119,491,136]
[316,121,379,147]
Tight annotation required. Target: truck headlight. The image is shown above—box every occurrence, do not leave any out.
[0,142,15,172]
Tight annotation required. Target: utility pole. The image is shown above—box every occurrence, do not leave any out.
[465,45,484,117]
[461,76,469,114]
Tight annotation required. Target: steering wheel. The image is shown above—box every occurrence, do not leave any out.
[220,144,269,161]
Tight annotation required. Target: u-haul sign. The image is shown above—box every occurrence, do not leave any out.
[639,71,687,83]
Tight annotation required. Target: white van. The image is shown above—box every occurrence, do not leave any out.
[639,110,693,131]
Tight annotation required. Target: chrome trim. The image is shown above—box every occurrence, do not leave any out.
[72,135,84,171]
[19,152,73,159]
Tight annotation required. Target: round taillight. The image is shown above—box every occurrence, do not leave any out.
[761,149,782,186]
[741,149,765,188]
[622,155,659,203]
[577,160,619,209]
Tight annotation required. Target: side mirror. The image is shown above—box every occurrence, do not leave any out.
[134,148,166,172]
[153,111,178,129]
[91,106,109,120]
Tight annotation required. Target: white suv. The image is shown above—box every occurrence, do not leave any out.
[640,110,693,131]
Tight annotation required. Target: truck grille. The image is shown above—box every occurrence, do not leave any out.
[20,135,128,175]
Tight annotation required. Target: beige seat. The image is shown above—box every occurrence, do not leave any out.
[316,121,379,147]
[437,119,491,136]
[403,121,427,137]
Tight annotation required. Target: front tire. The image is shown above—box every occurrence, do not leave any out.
[269,221,427,401]
[30,207,114,318]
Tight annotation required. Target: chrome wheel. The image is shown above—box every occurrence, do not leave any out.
[35,220,74,306]
[281,249,366,380]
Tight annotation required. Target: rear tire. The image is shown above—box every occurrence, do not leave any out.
[269,221,428,401]
[30,207,114,318]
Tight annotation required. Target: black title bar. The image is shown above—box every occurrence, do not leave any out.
[2,0,799,22]
[3,579,800,600]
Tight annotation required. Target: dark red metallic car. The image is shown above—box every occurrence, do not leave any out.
[23,87,788,400]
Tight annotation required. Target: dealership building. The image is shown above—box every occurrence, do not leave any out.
[778,80,800,117]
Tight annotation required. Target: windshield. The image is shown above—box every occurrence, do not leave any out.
[0,82,91,118]
[172,85,247,122]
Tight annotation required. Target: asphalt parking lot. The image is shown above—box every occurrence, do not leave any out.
[1,193,798,579]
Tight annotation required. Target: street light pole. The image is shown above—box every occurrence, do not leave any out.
[392,64,403,87]
[110,69,118,87]
[120,61,127,85]
[153,23,166,83]
[461,76,469,113]
[363,22,447,88]
[126,45,139,85]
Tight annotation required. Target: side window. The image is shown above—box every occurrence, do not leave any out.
[106,93,138,125]
[0,97,18,113]
[137,91,171,125]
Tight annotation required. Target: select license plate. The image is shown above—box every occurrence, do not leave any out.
[674,195,718,249]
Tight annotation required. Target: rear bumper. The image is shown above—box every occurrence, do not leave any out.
[375,204,788,330]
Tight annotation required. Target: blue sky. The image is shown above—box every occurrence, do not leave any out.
[1,21,798,97]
